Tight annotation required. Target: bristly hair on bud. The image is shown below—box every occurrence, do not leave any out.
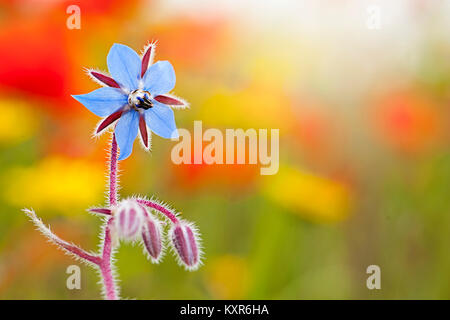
[170,220,202,271]
[140,207,164,263]
[113,199,145,241]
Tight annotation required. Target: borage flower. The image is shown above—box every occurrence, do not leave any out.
[73,43,187,160]
[23,42,202,300]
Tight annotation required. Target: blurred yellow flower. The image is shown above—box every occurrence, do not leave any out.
[3,155,104,213]
[205,255,249,299]
[263,165,353,223]
[0,99,38,145]
[200,85,295,130]
[242,48,301,89]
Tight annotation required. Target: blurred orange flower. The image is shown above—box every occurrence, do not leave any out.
[171,162,259,192]
[372,88,442,154]
[146,19,229,69]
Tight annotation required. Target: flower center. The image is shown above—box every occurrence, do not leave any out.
[128,89,153,110]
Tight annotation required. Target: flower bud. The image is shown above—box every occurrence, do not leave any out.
[114,199,144,240]
[170,221,201,270]
[141,212,163,263]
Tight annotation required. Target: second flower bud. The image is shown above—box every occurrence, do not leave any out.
[113,199,165,265]
[141,209,164,263]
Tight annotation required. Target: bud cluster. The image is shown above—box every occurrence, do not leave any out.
[111,198,201,270]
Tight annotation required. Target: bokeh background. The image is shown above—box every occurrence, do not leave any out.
[0,0,449,299]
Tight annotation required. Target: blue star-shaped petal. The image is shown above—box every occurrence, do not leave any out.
[72,43,188,160]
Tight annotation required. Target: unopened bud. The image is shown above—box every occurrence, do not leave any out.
[114,199,144,240]
[170,221,201,270]
[141,212,163,263]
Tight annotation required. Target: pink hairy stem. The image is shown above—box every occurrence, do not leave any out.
[99,218,117,300]
[136,199,179,224]
[23,207,103,272]
[24,207,102,266]
[59,241,102,265]
[109,135,119,206]
[97,135,121,300]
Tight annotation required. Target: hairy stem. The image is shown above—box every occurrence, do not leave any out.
[25,135,121,299]
[137,199,179,224]
[98,135,120,300]
[23,208,101,266]
[109,134,118,207]
[100,219,117,300]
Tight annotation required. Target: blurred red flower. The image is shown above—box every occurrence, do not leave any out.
[0,20,71,102]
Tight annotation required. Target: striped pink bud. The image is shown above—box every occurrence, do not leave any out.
[141,212,163,263]
[170,221,201,270]
[114,200,144,240]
